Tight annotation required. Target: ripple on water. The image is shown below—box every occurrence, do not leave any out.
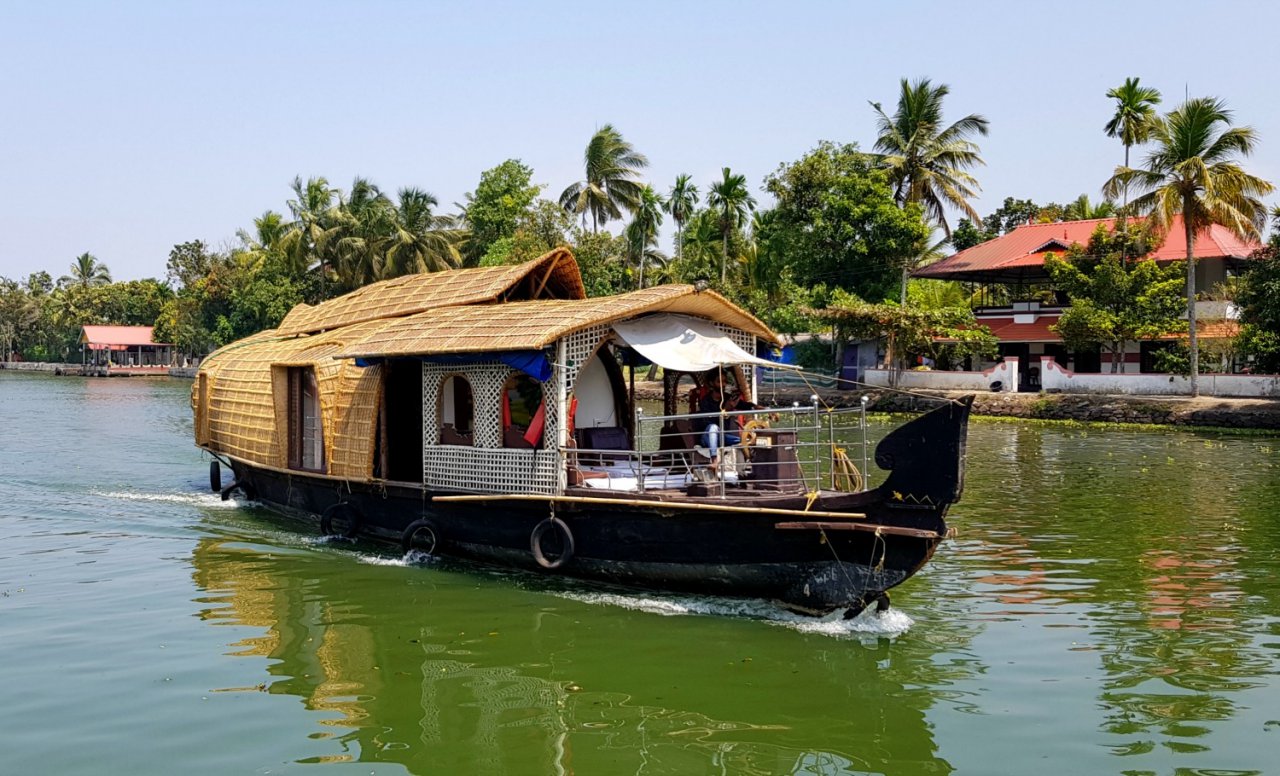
[554,589,914,639]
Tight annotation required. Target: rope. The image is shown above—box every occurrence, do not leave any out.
[804,490,819,512]
[830,446,864,492]
[817,526,861,597]
[782,365,962,406]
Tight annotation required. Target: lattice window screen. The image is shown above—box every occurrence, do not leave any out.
[421,358,562,494]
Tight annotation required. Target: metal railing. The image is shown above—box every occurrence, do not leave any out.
[563,397,873,496]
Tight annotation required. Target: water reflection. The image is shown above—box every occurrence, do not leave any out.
[189,531,975,774]
[947,422,1280,767]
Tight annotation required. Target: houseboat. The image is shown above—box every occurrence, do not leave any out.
[192,249,973,618]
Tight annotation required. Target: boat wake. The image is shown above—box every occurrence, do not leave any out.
[355,550,442,567]
[555,590,914,639]
[93,489,244,510]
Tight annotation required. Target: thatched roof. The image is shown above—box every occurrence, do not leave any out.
[275,248,585,336]
[336,285,779,360]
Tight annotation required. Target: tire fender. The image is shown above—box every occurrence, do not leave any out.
[530,517,575,570]
[401,518,441,555]
[320,501,363,539]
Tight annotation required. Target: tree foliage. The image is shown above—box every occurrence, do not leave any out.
[1236,227,1280,372]
[1045,225,1186,372]
[464,160,543,266]
[758,142,930,302]
[813,290,997,370]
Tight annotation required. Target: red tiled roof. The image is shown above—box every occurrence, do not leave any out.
[80,325,168,347]
[916,215,1263,281]
[973,316,1062,343]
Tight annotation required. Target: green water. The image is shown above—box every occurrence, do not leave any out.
[2,372,1278,775]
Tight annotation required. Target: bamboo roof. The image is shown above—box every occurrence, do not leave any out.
[275,248,585,336]
[335,285,779,360]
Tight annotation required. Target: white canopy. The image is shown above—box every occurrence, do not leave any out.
[611,314,787,372]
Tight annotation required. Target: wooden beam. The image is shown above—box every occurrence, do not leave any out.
[430,492,865,520]
[532,253,561,299]
[775,521,941,539]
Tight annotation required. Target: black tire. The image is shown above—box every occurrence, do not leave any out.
[320,502,363,539]
[400,519,441,555]
[209,461,221,492]
[530,517,574,570]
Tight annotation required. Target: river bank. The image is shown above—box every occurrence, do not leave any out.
[7,364,1280,430]
[635,380,1280,430]
[0,361,197,378]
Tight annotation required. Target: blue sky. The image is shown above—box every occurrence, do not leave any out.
[3,0,1279,281]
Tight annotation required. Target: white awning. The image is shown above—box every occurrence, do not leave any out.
[611,314,788,372]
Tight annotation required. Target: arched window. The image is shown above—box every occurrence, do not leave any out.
[438,374,474,445]
[502,374,544,449]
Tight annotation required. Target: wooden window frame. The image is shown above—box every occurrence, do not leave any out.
[287,367,326,473]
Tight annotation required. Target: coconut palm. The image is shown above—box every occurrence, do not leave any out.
[706,167,756,285]
[1104,97,1274,395]
[282,176,340,297]
[59,252,112,288]
[1104,78,1162,173]
[559,124,649,232]
[664,174,699,260]
[330,177,395,289]
[870,77,989,236]
[1063,194,1117,221]
[235,211,288,270]
[385,188,464,277]
[625,185,666,288]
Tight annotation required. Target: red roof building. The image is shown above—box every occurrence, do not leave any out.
[80,326,174,368]
[915,214,1262,284]
[911,215,1261,387]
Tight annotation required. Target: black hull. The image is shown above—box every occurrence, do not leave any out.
[219,398,972,616]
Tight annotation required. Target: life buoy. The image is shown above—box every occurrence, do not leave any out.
[320,502,363,539]
[401,518,441,555]
[530,517,574,569]
[210,461,221,492]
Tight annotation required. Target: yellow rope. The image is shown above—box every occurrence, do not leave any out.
[804,490,819,512]
[830,445,864,492]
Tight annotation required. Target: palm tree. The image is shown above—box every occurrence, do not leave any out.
[706,167,756,285]
[1104,78,1162,174]
[385,188,464,277]
[331,177,395,289]
[559,124,649,232]
[871,77,989,236]
[59,252,111,288]
[664,174,699,260]
[282,176,340,297]
[625,185,666,288]
[1063,194,1116,221]
[236,211,288,270]
[1104,97,1274,395]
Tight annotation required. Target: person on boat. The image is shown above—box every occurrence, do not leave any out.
[694,372,763,461]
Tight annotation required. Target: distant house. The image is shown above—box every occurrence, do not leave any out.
[80,326,174,368]
[914,214,1262,391]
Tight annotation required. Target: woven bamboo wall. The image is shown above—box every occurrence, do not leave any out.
[197,320,391,476]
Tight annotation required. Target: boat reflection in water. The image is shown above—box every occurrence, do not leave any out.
[189,528,974,774]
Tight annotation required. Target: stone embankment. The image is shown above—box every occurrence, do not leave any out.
[636,381,1280,431]
[1,362,199,378]
[0,361,81,374]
